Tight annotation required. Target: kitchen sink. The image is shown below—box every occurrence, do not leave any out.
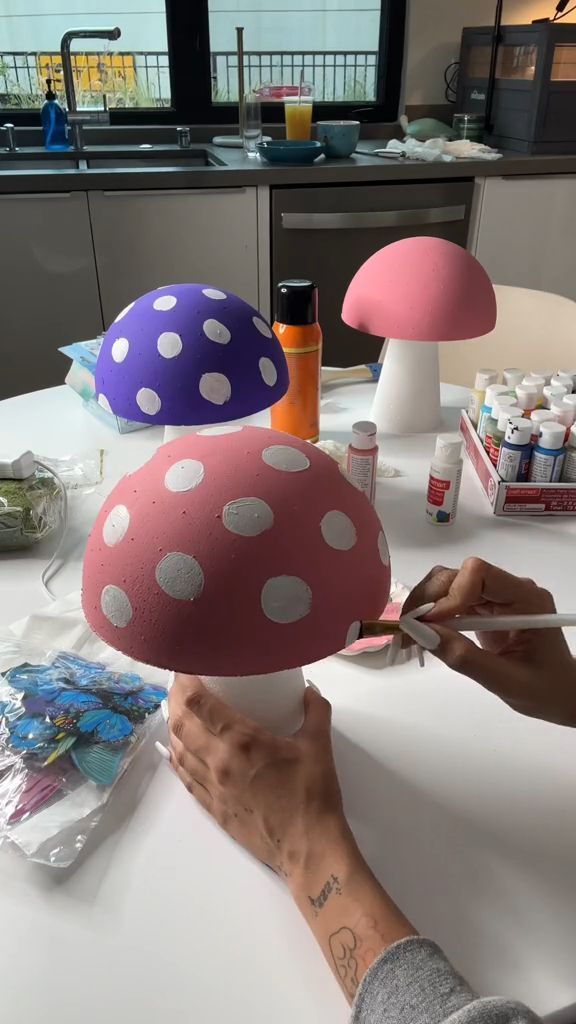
[83,147,226,169]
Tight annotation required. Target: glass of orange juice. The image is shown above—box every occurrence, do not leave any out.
[285,84,314,141]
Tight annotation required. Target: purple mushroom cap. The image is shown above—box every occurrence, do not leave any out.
[95,284,289,426]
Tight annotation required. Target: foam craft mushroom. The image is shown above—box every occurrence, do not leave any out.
[95,284,289,442]
[82,425,391,735]
[342,237,497,434]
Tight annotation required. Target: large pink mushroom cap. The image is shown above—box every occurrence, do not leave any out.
[342,236,497,342]
[82,426,391,676]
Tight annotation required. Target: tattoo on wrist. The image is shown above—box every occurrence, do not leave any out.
[308,874,342,915]
[329,926,359,999]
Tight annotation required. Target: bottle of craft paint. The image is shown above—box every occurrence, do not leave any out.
[531,369,555,386]
[515,383,538,418]
[468,368,498,427]
[561,425,576,483]
[550,400,575,442]
[426,433,463,526]
[497,417,532,482]
[271,279,322,442]
[489,409,514,467]
[551,372,574,392]
[503,367,524,389]
[347,420,378,504]
[528,422,566,483]
[560,369,576,390]
[529,408,555,445]
[478,384,509,443]
[543,384,567,409]
[522,374,545,406]
[484,396,518,454]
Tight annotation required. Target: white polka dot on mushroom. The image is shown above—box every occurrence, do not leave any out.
[261,576,312,624]
[199,372,231,405]
[223,497,274,537]
[262,445,310,473]
[253,316,273,338]
[153,294,177,311]
[378,532,390,567]
[111,337,129,363]
[203,318,231,345]
[259,356,277,387]
[98,393,112,413]
[321,510,357,551]
[198,425,243,436]
[101,584,133,627]
[345,621,361,647]
[156,552,204,601]
[157,331,182,359]
[102,504,130,547]
[136,387,162,416]
[202,288,227,300]
[164,459,204,493]
[114,301,134,323]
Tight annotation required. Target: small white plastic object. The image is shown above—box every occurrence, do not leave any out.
[477,384,509,442]
[562,394,576,414]
[497,417,532,482]
[522,374,546,401]
[468,368,498,426]
[347,420,378,503]
[201,668,306,735]
[530,408,555,443]
[531,369,555,386]
[529,421,566,483]
[560,369,576,388]
[0,450,35,480]
[551,372,574,391]
[515,383,538,413]
[551,400,575,431]
[425,433,463,526]
[561,425,576,482]
[502,367,524,388]
[543,384,567,409]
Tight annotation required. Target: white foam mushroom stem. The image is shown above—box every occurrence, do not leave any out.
[201,667,306,736]
[371,339,441,435]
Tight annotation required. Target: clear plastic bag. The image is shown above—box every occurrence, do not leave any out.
[0,467,63,551]
[0,638,166,867]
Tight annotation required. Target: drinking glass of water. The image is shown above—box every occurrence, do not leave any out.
[243,93,262,156]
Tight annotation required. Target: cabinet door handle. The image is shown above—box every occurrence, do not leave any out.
[0,192,73,199]
[102,187,247,197]
[501,174,576,182]
[281,206,467,230]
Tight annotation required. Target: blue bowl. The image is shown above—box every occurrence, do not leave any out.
[256,140,325,165]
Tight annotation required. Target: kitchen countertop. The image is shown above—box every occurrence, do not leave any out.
[1,142,576,193]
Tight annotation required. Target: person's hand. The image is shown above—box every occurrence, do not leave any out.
[166,675,355,880]
[403,558,576,727]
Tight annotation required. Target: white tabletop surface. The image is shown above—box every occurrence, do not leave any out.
[1,383,576,1024]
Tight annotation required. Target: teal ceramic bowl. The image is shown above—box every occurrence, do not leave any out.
[256,140,325,165]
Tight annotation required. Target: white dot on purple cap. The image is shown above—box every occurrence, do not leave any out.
[111,337,129,363]
[114,301,134,323]
[136,387,162,416]
[98,393,112,413]
[253,316,273,339]
[153,295,177,311]
[157,331,182,359]
[203,319,231,345]
[202,288,227,301]
[259,357,277,387]
[199,372,231,405]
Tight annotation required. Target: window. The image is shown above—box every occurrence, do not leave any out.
[1,0,405,124]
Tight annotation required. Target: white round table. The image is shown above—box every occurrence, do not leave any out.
[1,383,576,1024]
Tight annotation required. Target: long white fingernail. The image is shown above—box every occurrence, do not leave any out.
[417,646,426,668]
[404,602,436,621]
[155,741,171,761]
[400,617,441,651]
[388,634,402,666]
[161,699,169,723]
[306,680,322,694]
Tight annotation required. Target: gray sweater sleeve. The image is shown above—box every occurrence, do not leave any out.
[351,937,542,1024]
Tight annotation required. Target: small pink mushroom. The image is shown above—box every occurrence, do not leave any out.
[82,426,391,731]
[342,237,497,434]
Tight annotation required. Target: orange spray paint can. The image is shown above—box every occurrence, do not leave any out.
[270,279,322,442]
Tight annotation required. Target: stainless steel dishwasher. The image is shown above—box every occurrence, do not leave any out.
[271,180,474,365]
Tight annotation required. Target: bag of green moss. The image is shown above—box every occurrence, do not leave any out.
[0,469,62,551]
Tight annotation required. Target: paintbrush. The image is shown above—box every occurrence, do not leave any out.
[361,613,576,639]
[321,363,382,385]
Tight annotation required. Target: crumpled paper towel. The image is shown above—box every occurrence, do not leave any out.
[376,136,502,163]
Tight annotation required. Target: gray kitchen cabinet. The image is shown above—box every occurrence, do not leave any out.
[0,191,103,399]
[472,175,576,299]
[88,187,259,327]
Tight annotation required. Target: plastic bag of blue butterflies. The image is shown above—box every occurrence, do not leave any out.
[0,649,166,866]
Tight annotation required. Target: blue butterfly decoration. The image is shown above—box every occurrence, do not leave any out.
[1,652,166,784]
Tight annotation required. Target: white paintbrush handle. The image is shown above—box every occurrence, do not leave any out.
[430,614,576,633]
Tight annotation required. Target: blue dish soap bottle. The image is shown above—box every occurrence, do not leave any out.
[41,77,69,151]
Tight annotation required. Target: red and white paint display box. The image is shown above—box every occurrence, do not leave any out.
[460,411,576,516]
